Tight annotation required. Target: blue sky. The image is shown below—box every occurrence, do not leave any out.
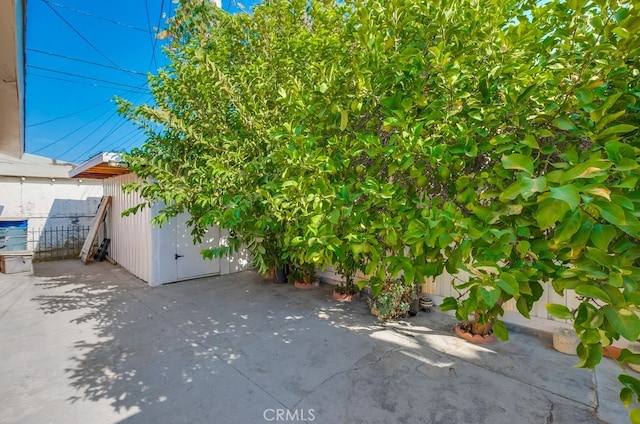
[25,0,260,164]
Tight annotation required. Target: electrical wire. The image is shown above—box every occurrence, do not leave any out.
[27,99,112,127]
[144,0,158,70]
[31,106,115,154]
[28,48,148,76]
[28,72,149,93]
[41,0,151,33]
[27,64,150,91]
[42,0,140,83]
[148,0,166,71]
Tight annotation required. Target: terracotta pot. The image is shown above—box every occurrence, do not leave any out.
[603,345,622,360]
[454,323,497,344]
[332,290,359,301]
[294,280,320,289]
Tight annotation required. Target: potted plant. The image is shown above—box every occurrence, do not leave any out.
[289,262,319,289]
[332,252,362,301]
[369,278,415,321]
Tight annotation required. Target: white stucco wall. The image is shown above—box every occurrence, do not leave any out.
[0,176,103,229]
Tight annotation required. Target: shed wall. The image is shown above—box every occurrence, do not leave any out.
[103,174,152,283]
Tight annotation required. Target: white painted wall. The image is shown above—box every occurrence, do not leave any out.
[104,173,153,284]
[0,176,103,228]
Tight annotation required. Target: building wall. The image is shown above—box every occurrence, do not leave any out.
[103,173,153,284]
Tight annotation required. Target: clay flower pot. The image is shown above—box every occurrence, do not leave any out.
[294,279,320,289]
[332,290,359,301]
[454,322,497,344]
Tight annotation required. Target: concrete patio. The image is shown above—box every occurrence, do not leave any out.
[0,260,632,423]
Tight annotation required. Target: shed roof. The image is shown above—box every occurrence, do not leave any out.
[68,152,131,180]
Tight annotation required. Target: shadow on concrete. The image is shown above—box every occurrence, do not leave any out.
[24,260,623,424]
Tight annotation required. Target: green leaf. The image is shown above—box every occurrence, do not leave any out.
[621,388,634,408]
[492,320,509,341]
[550,185,581,210]
[502,154,534,175]
[604,306,640,341]
[553,117,576,131]
[630,408,640,424]
[554,209,582,242]
[595,201,626,225]
[597,124,637,139]
[496,273,519,296]
[619,349,640,365]
[575,285,611,303]
[576,88,593,107]
[546,303,574,320]
[516,296,531,319]
[340,110,348,131]
[560,161,611,183]
[439,296,458,312]
[534,198,570,230]
[481,286,501,307]
[590,224,617,251]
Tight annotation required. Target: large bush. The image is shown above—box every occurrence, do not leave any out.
[119,0,640,419]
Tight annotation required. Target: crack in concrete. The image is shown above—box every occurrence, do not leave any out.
[377,325,599,411]
[291,341,399,410]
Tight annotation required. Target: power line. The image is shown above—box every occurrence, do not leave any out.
[68,117,132,162]
[27,99,111,127]
[28,48,148,76]
[42,0,139,83]
[148,0,166,71]
[28,73,149,93]
[27,64,150,91]
[144,0,158,70]
[31,106,115,154]
[41,0,151,33]
[59,85,152,161]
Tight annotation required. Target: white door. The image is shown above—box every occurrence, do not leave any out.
[175,213,221,281]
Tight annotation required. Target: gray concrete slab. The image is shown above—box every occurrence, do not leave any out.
[0,260,633,423]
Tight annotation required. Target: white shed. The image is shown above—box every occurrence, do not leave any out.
[69,152,249,286]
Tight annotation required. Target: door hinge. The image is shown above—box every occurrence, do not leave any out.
[175,253,184,260]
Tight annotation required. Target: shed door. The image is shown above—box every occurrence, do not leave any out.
[175,213,221,281]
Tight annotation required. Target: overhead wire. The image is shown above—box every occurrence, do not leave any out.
[41,0,151,33]
[28,73,148,93]
[42,0,140,84]
[147,0,166,72]
[32,106,114,154]
[28,48,148,76]
[27,99,112,127]
[30,1,169,161]
[27,64,149,91]
[144,0,158,70]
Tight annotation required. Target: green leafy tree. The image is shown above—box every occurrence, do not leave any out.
[119,0,640,419]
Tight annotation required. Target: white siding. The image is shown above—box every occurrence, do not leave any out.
[103,174,153,284]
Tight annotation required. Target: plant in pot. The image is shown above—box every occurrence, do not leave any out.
[332,252,362,301]
[440,261,544,344]
[289,262,319,289]
[369,278,415,322]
